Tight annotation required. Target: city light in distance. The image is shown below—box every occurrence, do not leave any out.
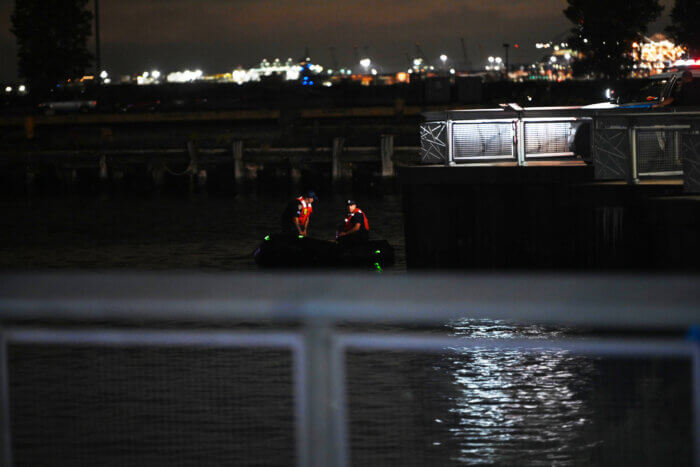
[99,70,108,79]
[440,54,447,63]
[360,58,371,68]
[5,86,12,93]
[18,85,26,92]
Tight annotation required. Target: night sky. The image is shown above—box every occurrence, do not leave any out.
[0,0,671,82]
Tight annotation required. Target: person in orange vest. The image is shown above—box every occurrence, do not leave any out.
[280,191,317,236]
[337,199,369,246]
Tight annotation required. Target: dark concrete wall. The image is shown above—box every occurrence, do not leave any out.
[400,166,699,270]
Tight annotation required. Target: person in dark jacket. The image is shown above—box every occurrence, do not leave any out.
[280,191,317,236]
[337,200,369,246]
[659,71,700,107]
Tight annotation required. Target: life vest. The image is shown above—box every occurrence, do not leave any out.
[343,208,370,233]
[296,196,312,224]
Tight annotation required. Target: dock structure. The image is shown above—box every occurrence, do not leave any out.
[402,106,700,269]
[0,108,424,194]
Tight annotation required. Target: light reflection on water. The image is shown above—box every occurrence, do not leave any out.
[445,319,599,465]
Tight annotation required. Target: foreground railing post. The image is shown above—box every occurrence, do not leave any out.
[516,119,526,166]
[446,118,455,167]
[302,320,344,467]
[330,336,349,467]
[628,126,639,184]
[0,330,11,467]
[691,327,700,467]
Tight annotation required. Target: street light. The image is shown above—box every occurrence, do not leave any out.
[99,70,108,80]
[360,58,371,71]
[440,54,447,63]
[4,86,12,93]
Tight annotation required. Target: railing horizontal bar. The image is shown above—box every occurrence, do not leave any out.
[522,117,581,122]
[337,334,695,358]
[0,273,698,328]
[5,328,303,349]
[525,152,576,158]
[452,119,517,125]
[454,155,515,160]
[634,125,690,130]
[639,170,684,177]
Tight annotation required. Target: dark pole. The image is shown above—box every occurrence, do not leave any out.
[502,43,509,76]
[95,0,101,76]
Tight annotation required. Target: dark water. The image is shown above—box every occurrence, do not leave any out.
[0,193,405,271]
[0,194,693,466]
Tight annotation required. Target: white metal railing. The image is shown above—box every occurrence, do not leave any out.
[0,273,699,467]
[422,107,700,185]
[445,118,582,166]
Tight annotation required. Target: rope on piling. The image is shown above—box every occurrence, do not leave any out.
[162,161,193,176]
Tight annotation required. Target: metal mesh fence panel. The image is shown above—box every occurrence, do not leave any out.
[419,123,447,164]
[636,130,683,174]
[524,122,573,157]
[8,344,296,467]
[452,123,514,160]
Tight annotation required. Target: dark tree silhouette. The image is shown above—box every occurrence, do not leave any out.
[564,0,663,79]
[11,0,94,92]
[666,0,700,56]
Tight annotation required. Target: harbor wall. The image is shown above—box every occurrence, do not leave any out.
[399,165,700,270]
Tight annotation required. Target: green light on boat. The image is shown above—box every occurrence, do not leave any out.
[373,262,383,273]
[298,235,304,239]
[264,235,271,241]
[374,250,381,254]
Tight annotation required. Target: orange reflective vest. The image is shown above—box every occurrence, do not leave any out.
[296,196,313,225]
[343,208,369,232]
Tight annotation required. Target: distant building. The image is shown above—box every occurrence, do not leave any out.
[630,34,687,76]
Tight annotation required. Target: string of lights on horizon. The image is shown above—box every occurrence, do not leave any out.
[2,34,695,93]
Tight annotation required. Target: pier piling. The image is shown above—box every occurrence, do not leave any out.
[381,135,395,178]
[233,141,244,188]
[187,141,199,192]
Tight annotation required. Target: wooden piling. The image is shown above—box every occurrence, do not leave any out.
[99,155,108,180]
[233,141,244,187]
[187,140,199,192]
[381,134,395,178]
[332,137,344,188]
[290,155,302,189]
[197,169,207,189]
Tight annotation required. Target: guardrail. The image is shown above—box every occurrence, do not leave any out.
[420,106,700,190]
[591,109,700,186]
[0,273,699,467]
[420,106,591,166]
